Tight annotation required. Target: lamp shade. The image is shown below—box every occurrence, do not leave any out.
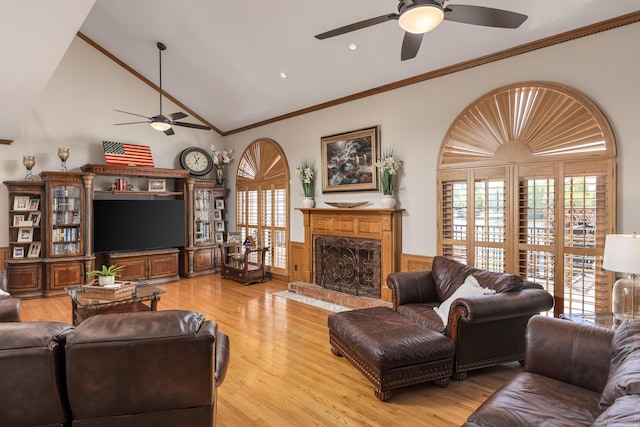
[603,234,640,274]
[150,121,171,132]
[398,2,444,34]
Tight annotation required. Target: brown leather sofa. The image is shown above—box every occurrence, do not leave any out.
[0,309,230,427]
[0,297,21,322]
[387,256,554,379]
[464,316,640,426]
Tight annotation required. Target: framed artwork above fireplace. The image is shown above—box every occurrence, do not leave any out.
[321,126,380,193]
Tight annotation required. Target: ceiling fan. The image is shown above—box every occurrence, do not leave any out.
[114,42,211,136]
[315,0,527,61]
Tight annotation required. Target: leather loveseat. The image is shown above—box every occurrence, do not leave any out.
[0,296,21,322]
[464,315,640,426]
[0,309,230,427]
[387,256,554,379]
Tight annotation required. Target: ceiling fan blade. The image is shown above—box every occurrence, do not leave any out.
[444,5,527,29]
[164,127,175,136]
[315,13,399,39]
[173,121,212,130]
[113,109,151,119]
[167,112,188,121]
[114,121,151,126]
[401,32,423,61]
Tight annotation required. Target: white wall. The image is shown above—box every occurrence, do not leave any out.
[225,22,640,256]
[2,24,640,258]
[0,37,223,245]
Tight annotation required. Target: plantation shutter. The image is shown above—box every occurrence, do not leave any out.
[438,82,616,316]
[236,139,290,277]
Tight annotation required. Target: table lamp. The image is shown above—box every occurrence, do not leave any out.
[603,233,640,320]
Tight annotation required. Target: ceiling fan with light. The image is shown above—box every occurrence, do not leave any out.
[315,0,527,61]
[114,42,211,136]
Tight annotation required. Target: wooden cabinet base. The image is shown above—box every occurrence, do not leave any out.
[182,246,219,277]
[5,261,43,298]
[98,248,180,285]
[44,257,93,297]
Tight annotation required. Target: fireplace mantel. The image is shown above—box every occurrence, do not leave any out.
[297,208,402,302]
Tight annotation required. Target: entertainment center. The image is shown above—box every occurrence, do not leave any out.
[4,164,227,298]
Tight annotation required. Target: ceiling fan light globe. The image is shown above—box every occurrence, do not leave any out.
[399,4,444,34]
[150,121,171,132]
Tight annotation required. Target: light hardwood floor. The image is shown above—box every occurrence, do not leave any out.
[21,275,520,427]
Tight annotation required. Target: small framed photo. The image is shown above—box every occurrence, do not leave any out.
[17,227,34,242]
[13,196,30,211]
[213,210,223,221]
[215,199,225,210]
[27,211,41,226]
[148,179,166,192]
[27,242,41,258]
[215,221,225,232]
[13,215,24,227]
[28,198,40,211]
[215,232,224,244]
[226,232,241,245]
[12,247,24,258]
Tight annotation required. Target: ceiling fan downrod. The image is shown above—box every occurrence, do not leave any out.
[157,42,166,118]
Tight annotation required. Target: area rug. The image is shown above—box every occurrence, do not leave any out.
[273,290,351,313]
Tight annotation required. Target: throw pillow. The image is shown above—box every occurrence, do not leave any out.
[433,275,495,327]
[600,319,640,408]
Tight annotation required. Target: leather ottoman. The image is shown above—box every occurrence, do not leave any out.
[328,306,454,401]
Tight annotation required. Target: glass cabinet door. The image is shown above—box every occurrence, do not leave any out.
[194,189,213,244]
[50,184,82,256]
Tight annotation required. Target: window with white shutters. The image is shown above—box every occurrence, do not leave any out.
[236,139,290,277]
[438,82,616,316]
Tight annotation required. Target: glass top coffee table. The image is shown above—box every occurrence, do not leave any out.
[65,281,165,325]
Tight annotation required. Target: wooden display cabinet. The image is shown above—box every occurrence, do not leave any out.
[40,172,94,296]
[4,173,93,298]
[4,181,45,297]
[182,178,227,277]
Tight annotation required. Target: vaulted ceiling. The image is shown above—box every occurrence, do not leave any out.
[3,1,640,141]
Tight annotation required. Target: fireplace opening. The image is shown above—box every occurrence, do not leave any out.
[314,235,381,298]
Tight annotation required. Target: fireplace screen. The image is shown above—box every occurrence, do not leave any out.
[314,235,381,298]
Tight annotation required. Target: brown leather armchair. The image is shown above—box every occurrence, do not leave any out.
[387,256,554,379]
[65,310,230,427]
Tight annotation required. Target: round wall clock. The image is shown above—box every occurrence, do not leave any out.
[179,147,214,176]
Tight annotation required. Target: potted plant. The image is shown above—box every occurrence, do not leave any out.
[87,264,125,286]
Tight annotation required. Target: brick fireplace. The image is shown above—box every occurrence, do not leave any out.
[297,208,402,303]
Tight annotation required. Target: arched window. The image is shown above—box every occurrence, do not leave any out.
[438,81,617,316]
[236,139,290,278]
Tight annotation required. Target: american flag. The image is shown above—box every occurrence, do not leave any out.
[102,141,154,167]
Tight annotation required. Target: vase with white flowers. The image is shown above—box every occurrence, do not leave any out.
[211,145,234,185]
[376,150,402,208]
[296,160,315,208]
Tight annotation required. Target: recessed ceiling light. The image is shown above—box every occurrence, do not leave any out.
[347,41,358,51]
[280,72,288,79]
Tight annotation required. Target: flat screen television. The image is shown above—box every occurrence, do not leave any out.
[93,199,185,253]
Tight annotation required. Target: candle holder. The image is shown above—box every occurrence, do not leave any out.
[23,155,36,181]
[58,148,70,172]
